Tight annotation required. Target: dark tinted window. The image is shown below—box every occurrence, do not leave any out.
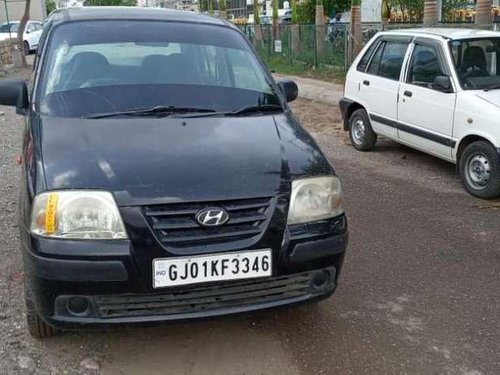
[367,40,408,80]
[357,39,379,72]
[367,42,385,75]
[378,42,408,80]
[408,44,445,88]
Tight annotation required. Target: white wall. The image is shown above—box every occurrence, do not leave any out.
[0,0,46,24]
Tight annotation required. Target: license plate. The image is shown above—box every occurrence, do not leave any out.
[153,249,272,288]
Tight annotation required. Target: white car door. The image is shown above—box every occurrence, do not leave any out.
[355,37,412,140]
[397,39,457,161]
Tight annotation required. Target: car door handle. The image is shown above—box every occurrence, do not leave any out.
[363,80,370,86]
[403,90,413,97]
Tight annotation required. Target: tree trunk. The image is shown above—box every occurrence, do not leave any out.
[475,0,492,27]
[315,4,325,55]
[350,4,362,62]
[17,0,31,67]
[423,0,439,26]
[272,0,279,41]
[254,24,262,43]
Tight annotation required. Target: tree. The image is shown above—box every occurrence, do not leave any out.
[423,0,439,25]
[254,0,260,24]
[219,0,227,19]
[475,0,492,26]
[291,0,299,53]
[350,0,362,60]
[46,0,57,15]
[17,0,31,67]
[315,0,325,55]
[442,0,473,22]
[272,0,279,39]
[388,0,424,22]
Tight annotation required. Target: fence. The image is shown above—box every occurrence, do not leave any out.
[239,22,500,81]
[239,23,352,80]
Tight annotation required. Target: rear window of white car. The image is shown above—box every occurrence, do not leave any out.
[366,40,409,81]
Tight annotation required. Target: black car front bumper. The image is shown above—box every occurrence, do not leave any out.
[21,215,348,329]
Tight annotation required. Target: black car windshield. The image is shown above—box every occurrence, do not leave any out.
[450,37,500,90]
[38,21,281,117]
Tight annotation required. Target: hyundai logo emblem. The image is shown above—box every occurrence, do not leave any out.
[195,207,230,227]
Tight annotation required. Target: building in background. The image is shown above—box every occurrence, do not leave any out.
[0,0,46,23]
[56,0,85,8]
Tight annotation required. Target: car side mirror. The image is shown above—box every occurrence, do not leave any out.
[277,80,298,102]
[0,80,29,114]
[433,75,452,93]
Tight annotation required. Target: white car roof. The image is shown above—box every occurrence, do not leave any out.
[382,28,500,41]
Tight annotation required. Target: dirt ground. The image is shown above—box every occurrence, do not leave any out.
[0,66,499,374]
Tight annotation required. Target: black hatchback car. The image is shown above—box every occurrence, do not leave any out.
[0,8,348,338]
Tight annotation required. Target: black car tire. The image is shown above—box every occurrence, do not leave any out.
[348,108,377,151]
[25,281,56,339]
[23,41,30,56]
[459,141,500,199]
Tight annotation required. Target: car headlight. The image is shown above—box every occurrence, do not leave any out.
[30,191,128,240]
[287,176,343,225]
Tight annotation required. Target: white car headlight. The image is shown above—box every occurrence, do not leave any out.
[287,176,344,225]
[30,191,128,240]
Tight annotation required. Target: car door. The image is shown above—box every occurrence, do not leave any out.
[357,36,412,140]
[397,39,457,161]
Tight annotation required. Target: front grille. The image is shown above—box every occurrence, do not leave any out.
[143,197,274,247]
[95,273,313,319]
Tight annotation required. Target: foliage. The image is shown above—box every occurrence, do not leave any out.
[219,0,226,11]
[388,0,424,21]
[296,1,316,23]
[254,0,260,24]
[441,0,474,21]
[291,0,298,23]
[46,0,56,15]
[295,0,350,23]
[272,0,279,21]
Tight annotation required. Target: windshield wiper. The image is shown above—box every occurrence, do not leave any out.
[84,105,216,119]
[483,83,500,92]
[174,103,283,118]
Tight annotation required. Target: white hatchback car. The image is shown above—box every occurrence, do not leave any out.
[0,21,43,54]
[341,28,500,199]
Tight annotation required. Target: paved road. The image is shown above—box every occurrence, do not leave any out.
[0,69,499,374]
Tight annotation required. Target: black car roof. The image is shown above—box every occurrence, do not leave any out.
[49,6,227,26]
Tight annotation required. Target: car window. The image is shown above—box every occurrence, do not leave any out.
[367,41,385,75]
[357,39,379,72]
[377,41,408,80]
[408,44,446,89]
[28,23,36,32]
[38,21,280,117]
[0,23,18,33]
[450,37,500,90]
[367,40,408,80]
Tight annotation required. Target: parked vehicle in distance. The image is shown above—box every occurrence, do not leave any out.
[0,21,43,54]
[0,7,348,338]
[341,28,500,199]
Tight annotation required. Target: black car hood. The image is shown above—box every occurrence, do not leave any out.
[39,114,332,205]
